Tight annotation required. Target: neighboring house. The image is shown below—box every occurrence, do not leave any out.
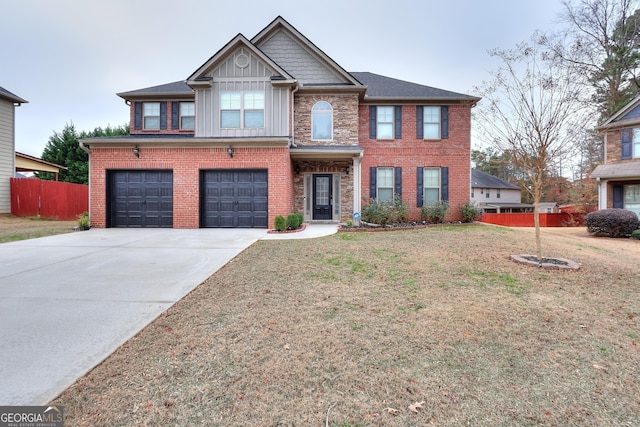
[81,16,479,228]
[470,168,531,213]
[591,94,640,218]
[0,86,28,213]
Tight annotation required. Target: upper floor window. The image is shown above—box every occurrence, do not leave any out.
[143,102,160,130]
[369,106,401,139]
[312,101,333,140]
[377,107,394,139]
[220,91,264,129]
[423,106,441,139]
[633,129,640,158]
[417,106,448,139]
[180,102,195,130]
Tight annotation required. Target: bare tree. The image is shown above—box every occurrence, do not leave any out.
[474,35,591,262]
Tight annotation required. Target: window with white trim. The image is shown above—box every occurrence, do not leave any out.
[423,106,441,139]
[377,106,394,139]
[423,167,441,205]
[220,91,264,129]
[312,101,333,140]
[143,102,160,130]
[180,102,194,130]
[625,184,640,217]
[377,167,394,202]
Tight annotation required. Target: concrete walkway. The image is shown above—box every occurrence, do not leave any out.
[0,225,337,405]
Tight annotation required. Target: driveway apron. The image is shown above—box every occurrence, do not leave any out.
[0,228,267,405]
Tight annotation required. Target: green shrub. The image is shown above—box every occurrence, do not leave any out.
[631,229,640,240]
[77,212,90,230]
[585,208,640,238]
[459,200,481,223]
[286,213,303,230]
[421,201,449,224]
[361,195,407,226]
[274,215,286,231]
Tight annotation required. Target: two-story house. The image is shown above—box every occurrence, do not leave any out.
[81,16,479,228]
[591,94,640,218]
[470,168,530,213]
[0,86,28,213]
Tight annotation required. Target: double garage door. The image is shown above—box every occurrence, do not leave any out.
[108,169,268,228]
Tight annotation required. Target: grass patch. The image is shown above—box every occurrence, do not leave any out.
[51,225,640,426]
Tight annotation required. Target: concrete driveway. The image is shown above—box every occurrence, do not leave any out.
[0,225,337,406]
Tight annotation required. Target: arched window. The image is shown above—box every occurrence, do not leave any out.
[312,101,333,140]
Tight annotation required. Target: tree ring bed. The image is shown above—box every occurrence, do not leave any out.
[510,254,580,270]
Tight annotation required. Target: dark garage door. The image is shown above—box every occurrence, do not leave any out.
[109,170,173,228]
[200,169,268,228]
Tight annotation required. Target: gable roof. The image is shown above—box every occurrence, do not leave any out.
[0,86,27,104]
[251,16,362,88]
[598,93,640,130]
[471,168,520,190]
[352,72,479,103]
[187,33,293,83]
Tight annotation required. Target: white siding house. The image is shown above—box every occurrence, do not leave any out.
[0,86,27,213]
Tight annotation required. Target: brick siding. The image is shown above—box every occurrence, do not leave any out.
[89,146,292,228]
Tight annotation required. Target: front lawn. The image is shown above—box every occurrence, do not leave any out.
[53,225,640,426]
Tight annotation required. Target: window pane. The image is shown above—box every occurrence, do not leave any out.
[424,123,440,139]
[378,188,393,202]
[144,117,159,130]
[424,106,440,122]
[377,168,393,187]
[313,114,332,140]
[244,91,264,109]
[180,102,194,115]
[423,168,440,187]
[181,116,195,130]
[244,110,264,128]
[313,101,332,111]
[221,92,241,109]
[377,106,393,139]
[634,141,640,158]
[143,102,160,116]
[424,188,439,205]
[221,111,240,128]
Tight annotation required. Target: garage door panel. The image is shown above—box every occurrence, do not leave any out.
[109,170,173,228]
[201,169,268,228]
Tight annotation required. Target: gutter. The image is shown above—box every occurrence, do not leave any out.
[79,140,91,154]
[290,82,299,148]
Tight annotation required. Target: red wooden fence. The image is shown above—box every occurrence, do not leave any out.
[480,212,584,227]
[10,178,88,220]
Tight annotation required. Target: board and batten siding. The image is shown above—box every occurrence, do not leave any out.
[0,98,16,213]
[257,30,347,85]
[195,47,289,138]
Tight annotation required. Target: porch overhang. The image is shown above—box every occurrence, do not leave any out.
[289,145,363,160]
[590,162,640,180]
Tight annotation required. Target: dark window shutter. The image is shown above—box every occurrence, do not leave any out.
[621,129,632,159]
[416,106,423,139]
[417,167,424,207]
[441,167,449,202]
[441,106,449,139]
[134,102,142,130]
[394,106,402,139]
[171,101,179,130]
[394,167,402,197]
[370,167,377,199]
[160,102,167,130]
[369,106,377,139]
[613,185,624,208]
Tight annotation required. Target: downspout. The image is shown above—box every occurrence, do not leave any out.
[290,82,299,148]
[79,140,91,221]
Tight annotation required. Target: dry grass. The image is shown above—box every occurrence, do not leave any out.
[51,225,640,426]
[0,214,77,243]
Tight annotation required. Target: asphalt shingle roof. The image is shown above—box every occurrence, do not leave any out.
[351,72,478,101]
[0,86,28,104]
[471,168,521,190]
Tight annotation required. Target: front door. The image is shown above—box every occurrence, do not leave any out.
[313,174,332,220]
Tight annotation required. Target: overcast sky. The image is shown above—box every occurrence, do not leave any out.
[3,0,566,157]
